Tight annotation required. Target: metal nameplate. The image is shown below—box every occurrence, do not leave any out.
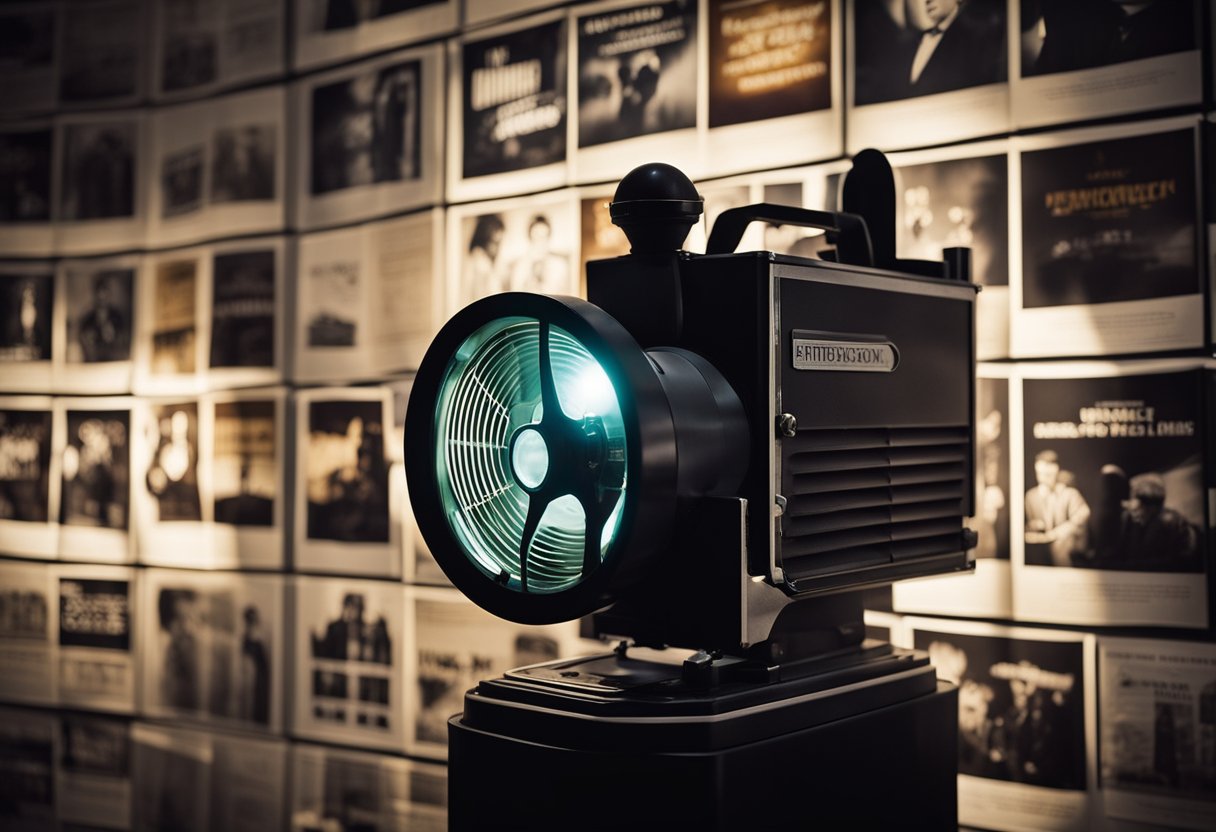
[791,338,899,372]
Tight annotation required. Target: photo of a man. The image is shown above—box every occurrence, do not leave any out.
[65,268,133,364]
[1024,449,1090,567]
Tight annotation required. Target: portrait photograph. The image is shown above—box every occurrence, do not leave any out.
[456,197,576,308]
[210,124,276,204]
[161,145,205,219]
[0,407,52,524]
[144,401,202,524]
[59,121,137,222]
[64,267,134,365]
[60,409,129,531]
[0,270,53,363]
[305,400,390,544]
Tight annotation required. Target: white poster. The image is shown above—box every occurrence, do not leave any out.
[54,563,136,712]
[292,576,406,752]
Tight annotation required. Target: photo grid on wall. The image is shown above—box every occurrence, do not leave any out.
[0,3,1211,831]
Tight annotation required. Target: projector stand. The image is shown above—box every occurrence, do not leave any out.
[448,635,958,830]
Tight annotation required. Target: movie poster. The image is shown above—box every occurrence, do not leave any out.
[407,587,567,759]
[1015,363,1211,628]
[295,44,442,230]
[1013,120,1201,357]
[153,0,285,101]
[58,0,143,107]
[57,714,132,830]
[574,0,700,182]
[0,267,54,392]
[141,569,283,733]
[449,11,568,202]
[1098,637,1216,832]
[892,143,1009,358]
[55,113,146,255]
[143,400,202,524]
[212,397,277,529]
[895,367,1013,618]
[448,191,579,314]
[705,0,841,175]
[149,87,285,247]
[58,399,133,563]
[292,0,456,72]
[290,744,449,832]
[142,254,200,388]
[908,617,1094,832]
[292,577,406,751]
[57,257,136,393]
[208,242,283,388]
[0,125,54,256]
[0,399,56,558]
[846,0,1009,152]
[1012,0,1202,128]
[0,5,56,115]
[0,707,55,831]
[0,561,53,704]
[295,389,398,576]
[55,564,136,712]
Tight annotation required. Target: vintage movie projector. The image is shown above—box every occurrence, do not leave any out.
[405,151,977,830]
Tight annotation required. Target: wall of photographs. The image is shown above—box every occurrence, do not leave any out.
[0,1,1212,830]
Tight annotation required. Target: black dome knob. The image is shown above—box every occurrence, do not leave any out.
[609,162,703,254]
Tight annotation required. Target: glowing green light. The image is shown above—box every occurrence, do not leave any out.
[512,428,549,489]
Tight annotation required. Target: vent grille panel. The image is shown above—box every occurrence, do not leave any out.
[779,426,969,584]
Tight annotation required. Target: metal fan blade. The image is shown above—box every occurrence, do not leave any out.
[518,491,550,593]
[537,321,561,424]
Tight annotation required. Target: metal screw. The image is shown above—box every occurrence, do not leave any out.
[774,495,787,517]
[776,412,797,437]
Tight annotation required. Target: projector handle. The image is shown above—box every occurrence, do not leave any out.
[704,203,875,267]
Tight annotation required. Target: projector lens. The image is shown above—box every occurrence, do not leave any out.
[434,317,627,595]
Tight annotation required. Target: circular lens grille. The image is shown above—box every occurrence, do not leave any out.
[434,317,627,594]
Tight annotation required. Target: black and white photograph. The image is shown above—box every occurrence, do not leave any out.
[143,570,281,732]
[0,707,55,830]
[210,124,276,204]
[144,401,203,523]
[303,241,361,351]
[705,0,842,175]
[60,408,130,532]
[1016,363,1211,629]
[58,0,143,105]
[0,6,56,115]
[293,578,405,750]
[55,565,136,712]
[150,87,285,246]
[575,0,699,180]
[451,192,578,310]
[0,128,52,224]
[292,0,456,71]
[305,400,390,544]
[0,562,54,704]
[213,397,277,529]
[893,145,1009,358]
[291,745,448,832]
[155,0,285,100]
[310,60,421,197]
[847,0,1010,151]
[0,404,53,526]
[295,45,442,230]
[210,248,276,370]
[408,587,566,759]
[56,714,132,830]
[0,269,53,368]
[149,256,199,379]
[161,145,205,218]
[1012,0,1201,127]
[908,618,1093,832]
[64,266,134,366]
[1099,637,1216,831]
[450,12,567,201]
[58,121,137,222]
[1014,121,1201,357]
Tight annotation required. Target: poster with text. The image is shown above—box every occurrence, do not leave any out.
[574,0,700,182]
[1015,362,1211,629]
[57,713,132,830]
[292,576,406,752]
[908,616,1094,832]
[207,238,285,389]
[448,10,568,202]
[706,0,842,175]
[1098,637,1216,832]
[1013,119,1202,358]
[846,0,1009,152]
[55,563,136,712]
[1012,0,1202,128]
